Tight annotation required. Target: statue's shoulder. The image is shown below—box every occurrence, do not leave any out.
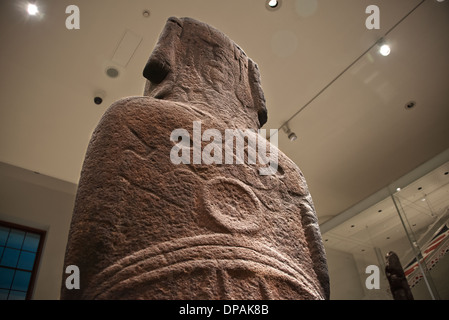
[104,96,184,117]
[98,96,199,131]
[101,97,219,133]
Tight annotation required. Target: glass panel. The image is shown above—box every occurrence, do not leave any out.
[11,270,31,292]
[8,290,26,300]
[0,227,9,246]
[0,248,20,268]
[0,267,15,289]
[391,162,449,300]
[322,159,448,300]
[6,229,25,249]
[323,195,412,299]
[22,233,40,252]
[17,251,36,271]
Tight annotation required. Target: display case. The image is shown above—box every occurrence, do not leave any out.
[321,156,449,300]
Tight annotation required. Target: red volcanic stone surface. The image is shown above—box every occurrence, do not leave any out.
[61,17,329,300]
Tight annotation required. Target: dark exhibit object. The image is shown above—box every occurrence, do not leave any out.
[385,251,414,300]
[61,17,329,300]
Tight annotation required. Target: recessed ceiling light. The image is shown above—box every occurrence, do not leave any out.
[93,90,106,105]
[27,3,39,15]
[266,0,281,10]
[396,187,401,192]
[377,38,391,56]
[379,44,391,56]
[94,97,103,105]
[268,0,278,7]
[142,9,150,18]
[405,101,416,110]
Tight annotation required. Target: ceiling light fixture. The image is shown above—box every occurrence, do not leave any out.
[377,38,391,56]
[404,100,416,110]
[266,0,281,10]
[93,90,106,105]
[106,67,119,78]
[282,123,297,141]
[27,2,39,15]
[379,44,391,56]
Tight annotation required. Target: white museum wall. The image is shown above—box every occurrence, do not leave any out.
[325,247,365,300]
[0,162,76,300]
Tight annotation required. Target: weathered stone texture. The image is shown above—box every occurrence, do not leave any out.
[61,17,329,300]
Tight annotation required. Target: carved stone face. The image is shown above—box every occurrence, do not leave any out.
[143,17,268,128]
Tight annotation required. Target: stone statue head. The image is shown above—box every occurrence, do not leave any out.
[143,17,268,129]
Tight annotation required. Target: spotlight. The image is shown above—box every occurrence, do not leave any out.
[404,100,416,110]
[266,0,281,10]
[27,3,39,15]
[379,44,391,56]
[377,38,391,56]
[288,132,298,141]
[94,97,103,105]
[282,123,298,142]
[93,91,106,105]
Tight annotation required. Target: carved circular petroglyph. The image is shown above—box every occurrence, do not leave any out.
[202,177,262,233]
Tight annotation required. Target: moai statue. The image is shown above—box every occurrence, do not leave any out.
[385,251,414,300]
[61,17,329,300]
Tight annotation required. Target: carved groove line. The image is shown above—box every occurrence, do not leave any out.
[117,174,186,211]
[85,234,322,299]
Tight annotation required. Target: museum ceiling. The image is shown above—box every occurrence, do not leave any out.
[0,0,448,224]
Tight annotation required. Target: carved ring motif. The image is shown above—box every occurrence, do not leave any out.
[202,177,262,233]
